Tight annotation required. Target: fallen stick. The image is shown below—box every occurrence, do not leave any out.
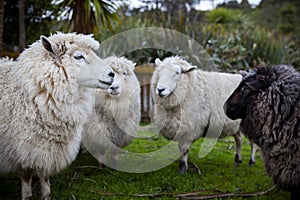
[90,185,277,199]
[177,185,277,199]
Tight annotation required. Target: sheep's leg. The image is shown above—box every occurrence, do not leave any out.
[248,141,257,166]
[291,189,300,200]
[110,147,119,170]
[98,148,107,169]
[20,168,33,200]
[233,132,242,166]
[36,170,51,200]
[178,141,191,174]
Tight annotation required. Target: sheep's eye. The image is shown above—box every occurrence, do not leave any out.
[240,87,245,93]
[74,55,85,60]
[241,86,250,96]
[175,71,180,75]
[123,71,127,75]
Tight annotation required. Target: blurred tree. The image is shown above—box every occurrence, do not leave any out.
[217,0,251,10]
[98,0,300,70]
[240,0,251,10]
[140,0,162,10]
[18,0,25,52]
[0,0,3,57]
[217,0,239,9]
[139,0,162,23]
[3,0,55,53]
[278,3,297,33]
[252,0,300,35]
[3,1,18,51]
[125,0,204,32]
[139,0,197,13]
[56,0,121,34]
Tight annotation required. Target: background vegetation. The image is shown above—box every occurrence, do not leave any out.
[1,0,300,71]
[0,134,290,199]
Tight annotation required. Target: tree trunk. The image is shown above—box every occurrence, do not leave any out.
[19,0,26,52]
[73,0,93,34]
[0,0,4,57]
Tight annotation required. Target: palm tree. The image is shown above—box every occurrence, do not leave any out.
[56,0,121,34]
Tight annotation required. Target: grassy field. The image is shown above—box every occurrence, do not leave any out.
[0,128,290,200]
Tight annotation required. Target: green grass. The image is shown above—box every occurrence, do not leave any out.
[0,130,290,200]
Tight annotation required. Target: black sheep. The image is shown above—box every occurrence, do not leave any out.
[224,65,300,199]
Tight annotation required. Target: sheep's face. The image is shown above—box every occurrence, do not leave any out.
[41,36,115,89]
[74,50,115,89]
[154,58,196,98]
[107,70,125,97]
[224,80,250,120]
[224,67,272,120]
[104,57,137,97]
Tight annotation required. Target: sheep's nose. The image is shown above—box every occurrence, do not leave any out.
[157,88,165,93]
[108,71,115,78]
[157,88,166,97]
[110,85,119,90]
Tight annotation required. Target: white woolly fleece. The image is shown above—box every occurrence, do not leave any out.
[0,32,102,176]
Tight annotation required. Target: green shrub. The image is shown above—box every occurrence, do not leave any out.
[96,7,300,71]
[206,8,245,25]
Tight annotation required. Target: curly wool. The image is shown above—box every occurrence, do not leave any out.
[240,65,300,191]
[83,56,141,166]
[0,32,99,176]
[151,56,242,141]
[151,56,251,173]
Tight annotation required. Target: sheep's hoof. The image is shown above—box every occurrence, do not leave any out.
[248,159,256,166]
[234,154,242,166]
[42,194,51,200]
[179,161,188,174]
[99,162,108,169]
[78,146,83,155]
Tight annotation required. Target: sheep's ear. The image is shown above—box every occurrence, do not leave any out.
[239,70,248,77]
[245,80,262,91]
[41,36,58,55]
[131,62,137,71]
[155,58,162,67]
[182,65,197,73]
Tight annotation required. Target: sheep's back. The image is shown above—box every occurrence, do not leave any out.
[196,71,242,138]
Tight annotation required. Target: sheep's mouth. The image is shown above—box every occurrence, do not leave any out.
[97,80,113,89]
[99,80,112,86]
[109,91,120,96]
[158,93,167,98]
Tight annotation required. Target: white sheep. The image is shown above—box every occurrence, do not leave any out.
[151,56,257,174]
[0,32,115,199]
[83,56,140,169]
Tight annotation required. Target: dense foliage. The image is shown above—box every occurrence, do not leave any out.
[2,0,300,70]
[97,0,300,71]
[3,0,55,49]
